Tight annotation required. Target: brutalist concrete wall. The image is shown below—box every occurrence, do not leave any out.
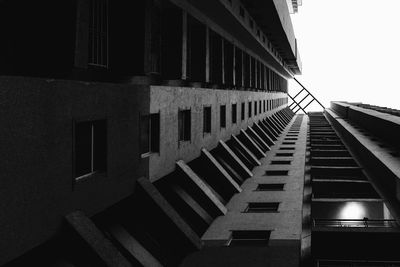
[148,85,287,181]
[0,76,149,265]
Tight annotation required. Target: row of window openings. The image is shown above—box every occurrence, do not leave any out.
[227,230,271,247]
[88,0,287,85]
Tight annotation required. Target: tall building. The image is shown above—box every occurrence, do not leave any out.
[1,0,399,266]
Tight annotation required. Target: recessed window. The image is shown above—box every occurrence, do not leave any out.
[263,100,266,112]
[203,106,212,134]
[254,101,257,115]
[285,138,298,141]
[276,153,293,157]
[256,184,284,191]
[140,113,160,156]
[248,102,252,118]
[220,105,226,128]
[178,109,191,141]
[271,160,291,165]
[265,170,289,176]
[245,202,279,213]
[241,102,245,121]
[228,230,271,246]
[75,120,107,179]
[259,100,262,114]
[88,0,109,68]
[231,104,237,124]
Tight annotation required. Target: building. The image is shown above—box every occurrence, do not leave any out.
[1,0,400,266]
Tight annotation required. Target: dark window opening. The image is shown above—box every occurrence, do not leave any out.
[263,100,266,112]
[256,184,285,191]
[279,147,295,150]
[248,102,252,118]
[265,170,289,176]
[282,142,296,145]
[271,160,291,165]
[229,230,271,247]
[75,120,107,179]
[254,101,257,115]
[179,109,191,141]
[231,104,237,124]
[245,202,279,213]
[220,105,226,128]
[203,106,212,134]
[140,113,160,155]
[259,100,262,114]
[241,102,245,121]
[88,0,109,68]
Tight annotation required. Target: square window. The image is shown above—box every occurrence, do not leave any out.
[228,230,271,247]
[75,120,107,179]
[220,105,226,128]
[231,104,237,124]
[203,106,212,134]
[241,102,245,121]
[245,202,279,213]
[179,109,191,141]
[256,184,284,191]
[140,113,160,156]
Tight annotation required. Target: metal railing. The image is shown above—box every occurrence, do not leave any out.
[313,218,399,228]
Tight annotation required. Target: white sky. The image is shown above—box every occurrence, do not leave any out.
[288,0,400,111]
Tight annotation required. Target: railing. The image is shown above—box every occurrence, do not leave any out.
[313,219,399,228]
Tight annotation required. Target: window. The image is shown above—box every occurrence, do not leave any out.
[271,160,291,165]
[140,113,160,156]
[265,170,289,176]
[259,100,262,114]
[220,105,226,128]
[254,101,257,115]
[231,104,237,124]
[75,120,107,179]
[248,102,252,118]
[228,230,271,246]
[240,103,246,121]
[263,100,266,112]
[282,142,296,145]
[279,147,295,150]
[88,0,109,68]
[256,184,284,191]
[178,109,191,141]
[245,202,279,213]
[203,106,212,134]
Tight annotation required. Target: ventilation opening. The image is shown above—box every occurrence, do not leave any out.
[245,202,279,213]
[265,170,289,176]
[228,230,271,247]
[256,184,284,191]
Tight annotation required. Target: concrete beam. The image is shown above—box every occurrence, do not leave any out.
[176,160,227,217]
[238,129,266,159]
[247,126,271,152]
[137,177,203,250]
[65,211,131,267]
[276,111,290,124]
[264,117,282,135]
[259,120,279,140]
[230,135,261,168]
[201,148,242,198]
[270,115,285,131]
[219,140,253,179]
[253,122,275,146]
[108,224,163,267]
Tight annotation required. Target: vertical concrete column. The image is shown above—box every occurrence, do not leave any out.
[144,0,162,76]
[221,38,225,86]
[206,27,210,83]
[74,0,90,69]
[232,43,236,87]
[181,11,188,80]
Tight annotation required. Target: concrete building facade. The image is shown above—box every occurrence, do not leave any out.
[2,0,400,266]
